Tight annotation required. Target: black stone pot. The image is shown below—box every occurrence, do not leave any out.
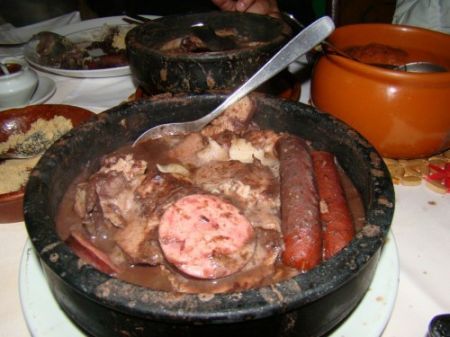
[24,94,395,337]
[126,12,292,95]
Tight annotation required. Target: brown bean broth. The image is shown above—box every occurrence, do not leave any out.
[56,134,365,293]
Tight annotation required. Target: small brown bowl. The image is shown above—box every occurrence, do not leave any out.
[0,104,95,223]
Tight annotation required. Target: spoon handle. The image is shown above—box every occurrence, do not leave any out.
[195,16,335,127]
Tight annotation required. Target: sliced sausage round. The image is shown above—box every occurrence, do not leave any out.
[158,194,256,279]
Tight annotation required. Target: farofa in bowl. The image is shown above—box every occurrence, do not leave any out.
[0,104,94,223]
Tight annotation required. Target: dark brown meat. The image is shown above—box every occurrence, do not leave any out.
[277,135,322,271]
[84,53,128,70]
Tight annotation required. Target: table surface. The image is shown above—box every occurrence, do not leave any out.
[1,64,449,337]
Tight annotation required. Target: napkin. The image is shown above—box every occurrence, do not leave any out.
[0,11,81,58]
[393,0,450,34]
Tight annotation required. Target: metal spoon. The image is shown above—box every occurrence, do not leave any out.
[0,62,10,75]
[133,16,335,145]
[395,61,447,73]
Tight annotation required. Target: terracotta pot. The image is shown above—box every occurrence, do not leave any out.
[311,23,450,159]
[23,94,394,337]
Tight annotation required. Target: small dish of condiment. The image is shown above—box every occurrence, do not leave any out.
[0,59,39,108]
[0,104,95,223]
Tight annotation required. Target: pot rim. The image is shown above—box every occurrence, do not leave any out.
[23,94,395,324]
[323,22,450,83]
[0,188,24,201]
[322,55,450,84]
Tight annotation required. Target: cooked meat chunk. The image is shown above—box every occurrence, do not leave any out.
[114,218,163,266]
[167,133,206,166]
[201,96,255,137]
[73,182,97,219]
[193,159,281,231]
[93,155,147,228]
[136,172,199,216]
[193,160,278,206]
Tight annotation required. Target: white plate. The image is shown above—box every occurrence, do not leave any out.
[30,76,56,105]
[19,232,399,337]
[0,76,56,111]
[23,16,157,78]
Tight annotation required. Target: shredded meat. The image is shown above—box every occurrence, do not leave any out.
[193,159,280,231]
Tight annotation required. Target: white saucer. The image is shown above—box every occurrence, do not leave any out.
[29,76,56,105]
[0,76,56,111]
[19,232,399,337]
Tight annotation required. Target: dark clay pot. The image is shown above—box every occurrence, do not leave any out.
[126,12,292,94]
[24,94,394,337]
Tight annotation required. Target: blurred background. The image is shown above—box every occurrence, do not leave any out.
[0,0,397,28]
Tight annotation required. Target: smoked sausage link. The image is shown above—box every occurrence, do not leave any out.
[311,151,355,259]
[277,135,322,271]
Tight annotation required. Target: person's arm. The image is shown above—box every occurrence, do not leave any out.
[211,0,280,18]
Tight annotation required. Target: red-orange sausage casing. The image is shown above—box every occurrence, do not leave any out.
[311,151,355,259]
[277,135,322,271]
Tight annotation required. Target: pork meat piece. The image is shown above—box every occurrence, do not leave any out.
[74,181,98,219]
[193,160,281,231]
[167,132,207,166]
[201,96,255,137]
[112,170,199,265]
[136,172,200,216]
[114,217,163,266]
[94,155,147,228]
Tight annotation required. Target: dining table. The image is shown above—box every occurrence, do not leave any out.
[0,21,449,337]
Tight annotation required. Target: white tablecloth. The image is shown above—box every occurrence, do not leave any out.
[0,65,449,337]
[0,12,81,58]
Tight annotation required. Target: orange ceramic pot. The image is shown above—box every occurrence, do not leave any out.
[311,23,450,159]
